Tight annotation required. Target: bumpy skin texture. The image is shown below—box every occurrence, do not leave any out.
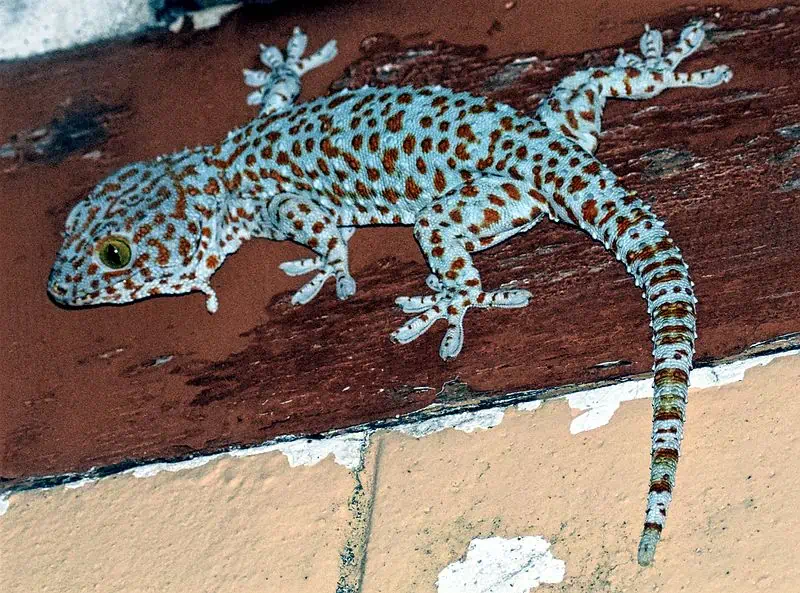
[49,23,732,565]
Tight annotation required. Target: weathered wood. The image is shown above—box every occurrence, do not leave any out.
[1,5,797,487]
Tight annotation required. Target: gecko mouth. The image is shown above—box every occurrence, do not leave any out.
[47,280,87,309]
[48,281,69,298]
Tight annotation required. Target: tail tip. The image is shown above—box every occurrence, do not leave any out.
[637,533,660,566]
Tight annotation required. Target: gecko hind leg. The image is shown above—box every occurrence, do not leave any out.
[617,21,732,89]
[391,178,543,360]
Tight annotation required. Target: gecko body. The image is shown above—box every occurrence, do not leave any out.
[48,23,732,565]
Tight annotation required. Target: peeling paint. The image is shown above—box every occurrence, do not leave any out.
[436,536,565,593]
[565,379,652,434]
[129,455,222,478]
[64,478,98,489]
[689,350,797,389]
[516,400,542,412]
[567,349,799,434]
[131,432,369,479]
[232,432,368,470]
[395,408,505,437]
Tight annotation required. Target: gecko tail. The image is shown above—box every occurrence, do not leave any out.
[574,192,696,566]
[621,210,696,566]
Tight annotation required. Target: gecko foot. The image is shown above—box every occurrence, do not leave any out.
[391,276,531,360]
[611,20,732,96]
[278,227,356,304]
[616,20,718,73]
[279,257,356,305]
[244,27,337,107]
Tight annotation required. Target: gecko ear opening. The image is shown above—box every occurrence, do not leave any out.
[97,236,132,269]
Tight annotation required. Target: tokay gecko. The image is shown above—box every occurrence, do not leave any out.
[49,22,732,565]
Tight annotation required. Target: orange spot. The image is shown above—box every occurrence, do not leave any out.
[368,133,380,152]
[405,177,422,200]
[383,188,399,204]
[501,183,520,200]
[433,170,446,193]
[133,224,152,244]
[581,199,598,224]
[456,124,476,142]
[583,162,601,175]
[382,148,398,174]
[482,208,500,228]
[568,176,589,193]
[386,111,405,132]
[402,134,416,155]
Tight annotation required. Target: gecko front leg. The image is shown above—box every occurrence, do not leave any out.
[267,194,356,305]
[279,226,356,303]
[243,27,338,115]
[391,177,545,360]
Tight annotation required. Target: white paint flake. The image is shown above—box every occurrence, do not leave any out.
[516,399,543,412]
[129,454,222,478]
[566,379,652,434]
[437,536,566,593]
[230,432,368,470]
[131,432,368,478]
[0,493,9,516]
[689,350,797,389]
[395,408,505,438]
[64,477,98,489]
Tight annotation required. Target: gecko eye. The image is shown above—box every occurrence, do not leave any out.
[97,237,132,269]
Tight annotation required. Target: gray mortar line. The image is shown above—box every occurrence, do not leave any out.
[337,434,384,593]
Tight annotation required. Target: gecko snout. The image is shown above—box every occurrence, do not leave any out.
[47,280,68,298]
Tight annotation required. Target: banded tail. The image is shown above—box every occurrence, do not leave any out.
[623,210,696,566]
[534,19,731,564]
[567,187,696,565]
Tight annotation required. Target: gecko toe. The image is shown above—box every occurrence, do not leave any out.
[336,275,357,300]
[439,318,465,360]
[390,306,444,344]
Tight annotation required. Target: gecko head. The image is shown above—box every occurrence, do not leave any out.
[48,158,222,311]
